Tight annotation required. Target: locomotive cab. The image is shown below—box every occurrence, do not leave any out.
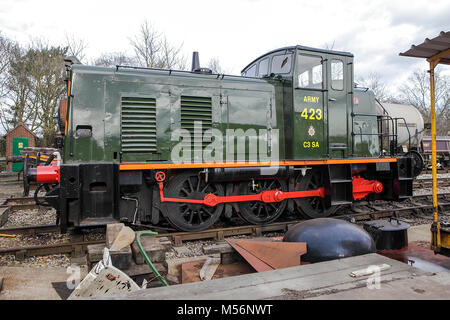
[242,46,378,160]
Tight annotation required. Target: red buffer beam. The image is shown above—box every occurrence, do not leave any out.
[352,176,383,200]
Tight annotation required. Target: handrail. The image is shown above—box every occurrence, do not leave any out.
[394,117,411,151]
[351,112,398,156]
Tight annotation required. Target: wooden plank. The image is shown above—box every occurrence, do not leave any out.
[100,254,432,300]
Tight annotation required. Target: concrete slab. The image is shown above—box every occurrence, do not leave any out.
[203,243,233,255]
[408,224,431,243]
[98,254,450,300]
[122,260,166,277]
[109,246,132,270]
[0,266,87,300]
[309,273,450,300]
[131,236,166,265]
[87,243,105,265]
[158,237,173,250]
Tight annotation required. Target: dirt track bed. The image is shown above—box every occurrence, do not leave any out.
[0,253,71,268]
[1,208,57,228]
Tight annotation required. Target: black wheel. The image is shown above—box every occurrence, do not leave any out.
[294,168,337,219]
[406,150,424,177]
[161,172,224,232]
[237,179,287,225]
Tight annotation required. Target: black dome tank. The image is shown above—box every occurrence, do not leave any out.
[283,218,376,263]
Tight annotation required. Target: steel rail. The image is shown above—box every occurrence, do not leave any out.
[0,239,105,256]
[0,224,60,235]
[1,193,449,255]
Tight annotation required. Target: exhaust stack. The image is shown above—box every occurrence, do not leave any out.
[191,51,212,74]
[191,51,200,72]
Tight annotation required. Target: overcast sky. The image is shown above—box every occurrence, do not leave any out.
[1,0,449,92]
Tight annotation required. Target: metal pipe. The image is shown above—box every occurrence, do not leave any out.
[136,231,169,287]
[429,60,440,247]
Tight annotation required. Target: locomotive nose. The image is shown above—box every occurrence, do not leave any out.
[27,165,60,184]
[27,167,37,182]
[25,152,62,185]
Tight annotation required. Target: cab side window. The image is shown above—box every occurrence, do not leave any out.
[331,60,344,90]
[271,54,292,74]
[297,55,323,89]
[244,64,257,77]
[257,58,269,77]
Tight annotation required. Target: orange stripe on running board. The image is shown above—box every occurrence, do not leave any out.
[119,158,397,171]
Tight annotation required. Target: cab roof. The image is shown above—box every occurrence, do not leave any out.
[241,45,353,73]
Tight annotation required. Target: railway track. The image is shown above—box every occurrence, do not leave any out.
[1,196,48,211]
[422,168,450,174]
[1,192,449,257]
[414,178,450,188]
[0,239,105,259]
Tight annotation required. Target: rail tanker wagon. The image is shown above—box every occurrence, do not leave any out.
[27,45,415,232]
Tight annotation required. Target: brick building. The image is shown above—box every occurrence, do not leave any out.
[5,124,36,171]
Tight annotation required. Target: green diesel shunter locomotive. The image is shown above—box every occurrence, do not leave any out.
[29,45,416,232]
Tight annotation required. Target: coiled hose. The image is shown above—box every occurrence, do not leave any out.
[137,231,169,287]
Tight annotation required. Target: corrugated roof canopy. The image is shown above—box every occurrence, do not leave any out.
[399,31,450,65]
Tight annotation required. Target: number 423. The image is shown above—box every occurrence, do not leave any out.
[301,108,322,120]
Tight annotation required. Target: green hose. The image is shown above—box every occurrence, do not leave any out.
[136,231,169,287]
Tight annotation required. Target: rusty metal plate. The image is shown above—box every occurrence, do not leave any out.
[181,259,206,284]
[225,239,273,272]
[236,240,307,269]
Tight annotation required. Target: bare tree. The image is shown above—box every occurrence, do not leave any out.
[130,20,186,69]
[0,38,67,144]
[208,57,224,74]
[28,42,67,145]
[93,52,137,67]
[65,34,88,63]
[0,33,13,99]
[159,36,186,69]
[356,72,392,102]
[130,21,161,68]
[323,41,335,51]
[398,68,450,135]
[0,43,35,132]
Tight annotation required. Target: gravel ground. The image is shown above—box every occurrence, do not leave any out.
[414,186,450,196]
[417,173,450,179]
[1,208,57,228]
[0,232,70,248]
[165,232,285,260]
[0,253,71,268]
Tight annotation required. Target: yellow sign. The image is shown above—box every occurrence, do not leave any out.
[304,96,319,103]
[300,108,322,120]
[303,141,320,149]
[18,142,23,149]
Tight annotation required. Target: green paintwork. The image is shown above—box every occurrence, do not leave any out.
[64,46,379,165]
[12,137,28,171]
